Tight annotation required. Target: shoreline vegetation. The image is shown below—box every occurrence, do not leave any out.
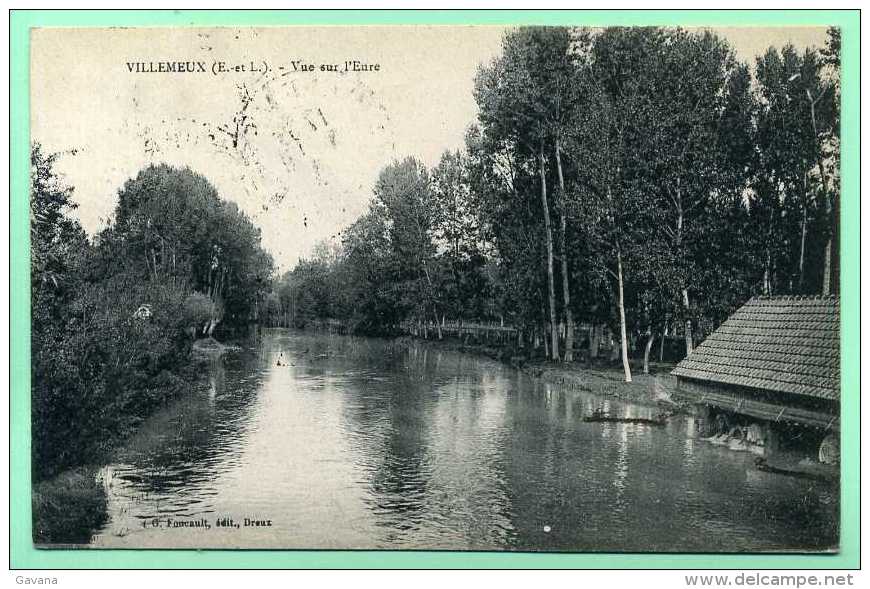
[192,336,241,355]
[32,466,107,546]
[392,333,684,412]
[391,329,837,485]
[35,326,676,547]
[261,26,840,391]
[31,152,273,543]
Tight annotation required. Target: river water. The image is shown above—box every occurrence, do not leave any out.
[92,328,838,551]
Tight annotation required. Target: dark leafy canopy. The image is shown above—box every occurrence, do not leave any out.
[430,150,492,320]
[270,157,450,334]
[98,164,274,327]
[30,145,89,308]
[753,44,839,296]
[275,26,840,369]
[32,155,274,480]
[582,28,757,333]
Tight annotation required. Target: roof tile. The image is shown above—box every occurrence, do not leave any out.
[672,295,840,401]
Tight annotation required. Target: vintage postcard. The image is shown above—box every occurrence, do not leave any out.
[29,23,843,553]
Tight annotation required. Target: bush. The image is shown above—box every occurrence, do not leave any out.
[32,466,107,545]
[182,291,219,337]
[32,272,201,480]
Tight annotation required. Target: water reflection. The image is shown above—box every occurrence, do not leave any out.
[93,329,838,551]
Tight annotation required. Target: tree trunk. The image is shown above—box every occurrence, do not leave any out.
[659,323,667,363]
[616,248,632,383]
[808,90,834,296]
[676,203,693,358]
[159,237,166,276]
[799,209,808,291]
[822,239,832,295]
[151,249,159,281]
[643,330,655,375]
[542,323,549,358]
[538,145,559,361]
[554,141,574,363]
[682,288,693,357]
[420,259,442,336]
[798,171,808,291]
[590,324,600,359]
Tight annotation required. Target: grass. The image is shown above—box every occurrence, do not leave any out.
[192,336,240,354]
[32,466,108,546]
[32,349,213,546]
[402,334,685,410]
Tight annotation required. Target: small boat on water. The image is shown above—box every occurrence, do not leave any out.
[754,457,837,484]
[582,409,669,426]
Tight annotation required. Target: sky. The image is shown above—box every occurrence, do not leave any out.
[31,25,829,271]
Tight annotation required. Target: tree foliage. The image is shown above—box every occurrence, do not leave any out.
[32,154,274,480]
[274,26,841,381]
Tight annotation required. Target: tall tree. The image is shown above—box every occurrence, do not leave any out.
[755,43,838,296]
[568,27,658,382]
[104,164,274,332]
[373,157,443,336]
[475,27,581,361]
[431,150,491,320]
[635,29,754,356]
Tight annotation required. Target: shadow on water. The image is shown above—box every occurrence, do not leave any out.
[94,346,268,537]
[93,329,839,551]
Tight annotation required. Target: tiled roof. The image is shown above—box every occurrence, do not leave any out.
[672,296,840,401]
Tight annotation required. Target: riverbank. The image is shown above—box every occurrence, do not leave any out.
[82,328,838,552]
[32,466,107,545]
[192,336,241,355]
[395,334,840,482]
[395,335,686,412]
[33,337,227,545]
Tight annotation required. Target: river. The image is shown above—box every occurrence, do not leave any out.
[91,328,839,551]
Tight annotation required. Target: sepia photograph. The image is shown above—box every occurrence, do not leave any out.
[29,23,842,553]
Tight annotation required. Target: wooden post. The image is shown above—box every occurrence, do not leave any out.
[818,432,840,464]
[590,324,600,359]
[763,423,781,459]
[695,404,714,437]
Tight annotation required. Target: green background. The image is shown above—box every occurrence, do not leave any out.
[9,9,860,569]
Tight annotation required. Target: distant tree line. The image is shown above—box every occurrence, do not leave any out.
[31,154,273,480]
[267,26,840,382]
